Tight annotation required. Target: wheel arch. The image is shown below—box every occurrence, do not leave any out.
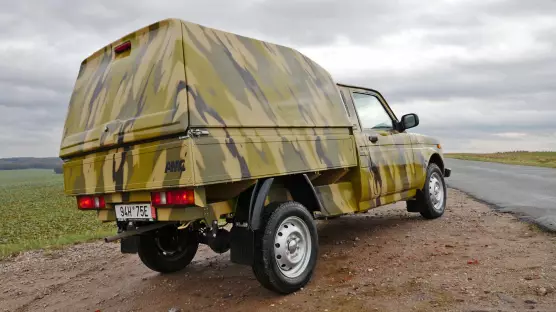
[230,174,323,266]
[245,174,323,230]
[428,153,445,172]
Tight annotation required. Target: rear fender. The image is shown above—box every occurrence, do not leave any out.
[230,174,323,265]
[248,175,323,230]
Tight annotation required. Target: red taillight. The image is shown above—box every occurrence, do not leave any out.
[114,41,131,54]
[151,192,164,206]
[97,196,106,208]
[78,196,95,209]
[167,190,194,205]
[151,189,194,206]
[77,195,106,209]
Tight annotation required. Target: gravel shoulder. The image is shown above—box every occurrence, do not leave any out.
[1,189,556,312]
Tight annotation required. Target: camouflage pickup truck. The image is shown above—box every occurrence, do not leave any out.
[59,18,451,294]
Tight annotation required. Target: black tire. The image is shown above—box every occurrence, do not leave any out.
[417,163,447,219]
[138,225,199,273]
[252,201,318,294]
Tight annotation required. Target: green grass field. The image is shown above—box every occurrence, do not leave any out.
[445,151,556,168]
[0,169,115,259]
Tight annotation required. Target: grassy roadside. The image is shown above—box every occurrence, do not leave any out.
[445,151,556,168]
[0,169,115,259]
[0,230,116,258]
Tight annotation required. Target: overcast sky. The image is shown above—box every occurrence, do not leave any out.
[1,0,555,157]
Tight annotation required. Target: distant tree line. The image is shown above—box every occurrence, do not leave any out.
[0,157,63,173]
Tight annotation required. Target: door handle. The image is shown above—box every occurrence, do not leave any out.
[369,135,378,143]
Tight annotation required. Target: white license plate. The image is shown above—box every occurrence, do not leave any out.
[115,203,155,221]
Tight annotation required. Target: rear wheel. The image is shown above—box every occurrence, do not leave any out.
[252,201,318,294]
[138,225,199,273]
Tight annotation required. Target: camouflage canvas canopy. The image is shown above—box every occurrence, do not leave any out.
[60,18,351,158]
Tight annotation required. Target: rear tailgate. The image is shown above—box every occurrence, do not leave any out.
[63,138,194,195]
[60,19,188,159]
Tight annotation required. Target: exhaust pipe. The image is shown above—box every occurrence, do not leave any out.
[104,222,175,243]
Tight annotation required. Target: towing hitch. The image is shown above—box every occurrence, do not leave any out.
[103,222,176,243]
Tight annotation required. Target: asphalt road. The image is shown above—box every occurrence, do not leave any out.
[445,158,556,231]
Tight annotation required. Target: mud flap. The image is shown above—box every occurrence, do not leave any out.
[230,226,254,265]
[120,236,139,254]
[406,192,424,213]
[406,200,421,212]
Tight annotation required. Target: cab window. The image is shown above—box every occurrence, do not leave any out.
[352,92,393,130]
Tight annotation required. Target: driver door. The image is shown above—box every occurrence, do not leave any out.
[349,89,415,198]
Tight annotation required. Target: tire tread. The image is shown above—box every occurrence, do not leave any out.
[418,163,446,219]
[252,201,318,294]
[138,228,199,273]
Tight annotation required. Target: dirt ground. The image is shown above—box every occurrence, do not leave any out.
[1,189,556,312]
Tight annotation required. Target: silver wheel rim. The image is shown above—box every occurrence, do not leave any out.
[274,216,312,278]
[429,172,445,212]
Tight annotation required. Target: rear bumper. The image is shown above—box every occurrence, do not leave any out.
[444,168,452,178]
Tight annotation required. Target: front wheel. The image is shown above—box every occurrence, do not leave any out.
[252,201,318,294]
[138,225,199,273]
[418,163,447,219]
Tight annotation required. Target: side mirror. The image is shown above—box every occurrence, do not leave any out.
[400,113,419,131]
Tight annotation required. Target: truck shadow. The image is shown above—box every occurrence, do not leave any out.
[131,205,430,309]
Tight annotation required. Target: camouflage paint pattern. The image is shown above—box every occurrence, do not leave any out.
[337,84,444,209]
[365,130,418,197]
[314,182,358,216]
[410,133,444,187]
[60,18,447,223]
[61,18,356,196]
[60,19,189,158]
[63,127,357,195]
[63,137,194,195]
[155,200,232,224]
[181,21,350,128]
[191,128,356,185]
[60,18,350,158]
[358,189,419,212]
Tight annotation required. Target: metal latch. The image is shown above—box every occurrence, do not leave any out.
[189,129,210,137]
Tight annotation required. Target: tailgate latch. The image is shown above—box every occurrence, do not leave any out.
[189,129,210,137]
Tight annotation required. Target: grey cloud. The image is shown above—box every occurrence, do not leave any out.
[343,50,556,125]
[0,0,555,157]
[483,0,556,17]
[0,84,67,110]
